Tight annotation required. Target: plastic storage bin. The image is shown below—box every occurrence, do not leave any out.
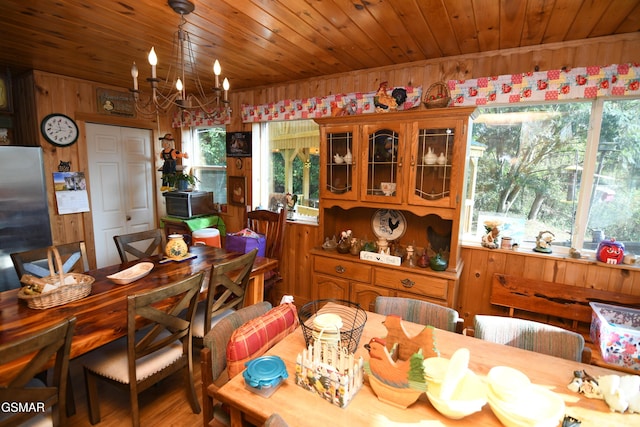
[590,302,640,371]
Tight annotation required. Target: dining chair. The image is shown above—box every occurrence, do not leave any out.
[374,296,463,333]
[246,208,286,301]
[82,272,204,427]
[11,241,89,279]
[472,314,591,363]
[201,301,273,427]
[191,249,258,346]
[0,316,76,427]
[113,229,164,263]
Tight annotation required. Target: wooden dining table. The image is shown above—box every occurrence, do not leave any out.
[0,245,277,382]
[213,309,640,427]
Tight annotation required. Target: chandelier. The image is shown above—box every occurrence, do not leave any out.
[130,0,230,120]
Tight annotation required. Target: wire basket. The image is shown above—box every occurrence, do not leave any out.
[298,299,367,354]
[423,81,451,109]
[17,246,94,309]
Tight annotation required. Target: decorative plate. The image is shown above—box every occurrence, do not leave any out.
[371,209,406,241]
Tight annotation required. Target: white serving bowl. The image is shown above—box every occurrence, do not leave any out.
[487,366,532,403]
[486,384,565,427]
[426,369,487,419]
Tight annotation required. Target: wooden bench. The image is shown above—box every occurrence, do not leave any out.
[490,273,640,372]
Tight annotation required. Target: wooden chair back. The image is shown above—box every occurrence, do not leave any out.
[198,249,258,341]
[11,241,89,279]
[83,272,204,427]
[473,314,590,363]
[200,301,273,426]
[247,209,286,260]
[113,229,163,263]
[0,317,76,427]
[374,296,463,333]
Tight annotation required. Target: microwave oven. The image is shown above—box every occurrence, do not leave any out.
[163,191,215,219]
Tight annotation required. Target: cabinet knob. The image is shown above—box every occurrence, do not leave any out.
[126,215,131,221]
[400,278,415,288]
[335,265,346,274]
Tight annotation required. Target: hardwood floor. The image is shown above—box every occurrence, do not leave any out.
[65,349,204,427]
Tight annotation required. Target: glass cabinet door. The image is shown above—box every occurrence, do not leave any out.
[408,123,457,207]
[361,124,403,203]
[320,125,358,201]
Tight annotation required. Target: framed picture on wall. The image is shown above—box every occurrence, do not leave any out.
[226,131,252,157]
[0,69,13,113]
[228,176,246,206]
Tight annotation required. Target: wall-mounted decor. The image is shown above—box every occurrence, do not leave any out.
[226,131,252,157]
[0,69,12,113]
[53,171,90,214]
[96,88,136,117]
[228,175,246,206]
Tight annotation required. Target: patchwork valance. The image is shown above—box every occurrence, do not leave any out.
[448,63,640,107]
[240,86,422,123]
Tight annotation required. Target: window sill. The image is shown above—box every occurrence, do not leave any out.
[461,241,640,272]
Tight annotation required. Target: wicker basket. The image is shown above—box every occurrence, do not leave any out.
[298,299,367,353]
[423,82,451,109]
[18,246,94,309]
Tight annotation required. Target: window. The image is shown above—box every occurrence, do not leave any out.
[465,98,640,255]
[252,120,320,220]
[183,127,227,204]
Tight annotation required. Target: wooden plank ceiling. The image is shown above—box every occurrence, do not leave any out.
[0,0,638,92]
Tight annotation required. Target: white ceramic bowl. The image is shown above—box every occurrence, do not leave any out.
[487,366,532,403]
[423,357,449,384]
[486,384,565,427]
[426,369,487,419]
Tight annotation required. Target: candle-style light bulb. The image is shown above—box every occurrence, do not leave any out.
[176,78,183,92]
[223,77,230,101]
[213,59,221,88]
[131,62,139,90]
[148,47,158,79]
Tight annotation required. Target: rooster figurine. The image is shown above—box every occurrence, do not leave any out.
[365,337,426,389]
[374,81,398,112]
[382,315,440,361]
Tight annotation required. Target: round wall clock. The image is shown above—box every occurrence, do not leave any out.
[40,113,79,147]
[371,209,406,241]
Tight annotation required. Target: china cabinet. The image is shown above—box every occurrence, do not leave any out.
[314,107,476,309]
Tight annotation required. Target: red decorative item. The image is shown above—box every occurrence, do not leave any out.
[596,238,625,265]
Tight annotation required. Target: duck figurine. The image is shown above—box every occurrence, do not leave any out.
[333,153,344,164]
[436,152,447,165]
[423,147,437,165]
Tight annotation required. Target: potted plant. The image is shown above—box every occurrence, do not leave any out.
[162,172,198,191]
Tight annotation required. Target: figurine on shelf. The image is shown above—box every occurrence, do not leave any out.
[481,227,500,249]
[534,231,555,253]
[160,133,188,186]
[337,229,352,254]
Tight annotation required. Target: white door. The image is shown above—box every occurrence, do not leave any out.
[86,124,155,267]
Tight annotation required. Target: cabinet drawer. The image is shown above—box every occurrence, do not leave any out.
[374,268,449,300]
[314,256,372,282]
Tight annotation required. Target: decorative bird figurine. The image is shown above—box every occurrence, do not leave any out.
[388,217,400,233]
[374,81,398,112]
[364,337,426,389]
[382,315,440,361]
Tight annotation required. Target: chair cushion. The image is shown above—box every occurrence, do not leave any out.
[191,303,235,339]
[226,303,298,378]
[83,330,184,384]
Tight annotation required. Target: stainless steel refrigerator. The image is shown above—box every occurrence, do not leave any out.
[0,146,52,291]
